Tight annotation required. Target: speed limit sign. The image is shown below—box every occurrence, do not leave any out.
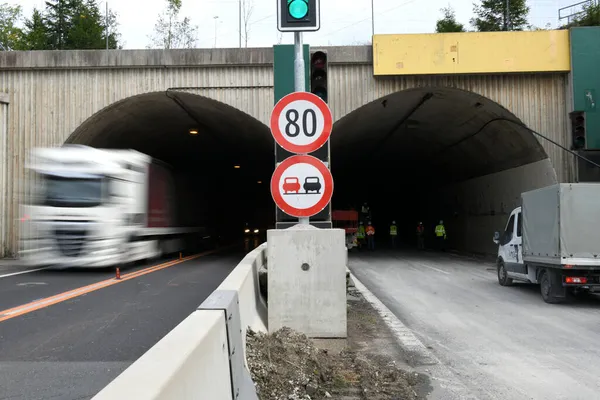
[270,92,333,154]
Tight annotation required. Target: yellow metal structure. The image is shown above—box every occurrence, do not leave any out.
[373,30,571,76]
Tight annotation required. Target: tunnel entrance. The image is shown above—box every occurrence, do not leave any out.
[330,87,557,255]
[64,91,276,242]
[63,87,559,256]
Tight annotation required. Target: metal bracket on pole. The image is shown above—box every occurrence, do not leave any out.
[198,290,258,400]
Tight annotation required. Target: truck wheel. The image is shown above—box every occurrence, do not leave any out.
[497,261,513,286]
[540,269,564,304]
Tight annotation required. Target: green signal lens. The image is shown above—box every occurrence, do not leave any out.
[288,0,308,19]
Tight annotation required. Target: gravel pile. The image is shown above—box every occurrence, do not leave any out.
[246,327,420,400]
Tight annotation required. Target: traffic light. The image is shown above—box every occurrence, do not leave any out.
[310,50,328,103]
[569,111,586,150]
[277,0,320,32]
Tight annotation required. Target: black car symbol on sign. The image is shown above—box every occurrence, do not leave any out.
[303,177,321,194]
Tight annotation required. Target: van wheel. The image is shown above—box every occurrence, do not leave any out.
[540,269,564,304]
[497,261,513,286]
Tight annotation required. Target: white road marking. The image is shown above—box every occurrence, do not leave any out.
[0,267,50,279]
[350,271,438,362]
[16,282,48,286]
[349,269,479,399]
[414,262,451,275]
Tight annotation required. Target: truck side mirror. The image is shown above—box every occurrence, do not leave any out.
[493,231,500,244]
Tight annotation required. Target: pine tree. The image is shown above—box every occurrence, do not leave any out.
[471,0,530,31]
[44,0,78,49]
[19,9,51,50]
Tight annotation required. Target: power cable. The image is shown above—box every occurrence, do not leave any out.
[437,116,600,170]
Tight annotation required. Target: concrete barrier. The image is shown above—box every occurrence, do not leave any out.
[92,244,268,400]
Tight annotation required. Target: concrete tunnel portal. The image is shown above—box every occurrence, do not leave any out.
[65,87,554,255]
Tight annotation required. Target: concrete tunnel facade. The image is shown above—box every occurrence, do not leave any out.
[63,87,558,255]
[0,47,571,256]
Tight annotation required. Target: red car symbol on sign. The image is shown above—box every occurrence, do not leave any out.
[283,177,301,193]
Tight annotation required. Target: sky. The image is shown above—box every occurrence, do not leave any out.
[13,0,590,49]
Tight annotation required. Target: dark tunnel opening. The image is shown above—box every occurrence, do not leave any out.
[64,87,555,255]
[65,91,276,244]
[331,87,552,254]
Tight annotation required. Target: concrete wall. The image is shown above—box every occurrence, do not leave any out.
[92,310,232,400]
[0,48,572,256]
[431,158,559,255]
[92,243,268,399]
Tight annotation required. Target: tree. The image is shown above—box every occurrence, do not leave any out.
[44,0,77,49]
[471,0,530,31]
[148,0,198,49]
[561,1,600,28]
[67,0,120,49]
[18,8,51,50]
[436,6,466,32]
[0,3,24,50]
[241,0,254,47]
[19,0,120,50]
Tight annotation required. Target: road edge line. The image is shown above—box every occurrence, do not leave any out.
[347,268,480,399]
[348,270,439,363]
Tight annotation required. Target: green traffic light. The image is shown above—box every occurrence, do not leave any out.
[288,0,308,19]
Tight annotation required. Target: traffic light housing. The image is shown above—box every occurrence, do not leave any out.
[310,50,328,103]
[277,0,320,32]
[569,111,586,150]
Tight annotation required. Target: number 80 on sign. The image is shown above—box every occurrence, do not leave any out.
[270,91,333,154]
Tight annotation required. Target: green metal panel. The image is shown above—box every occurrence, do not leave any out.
[273,44,310,104]
[570,27,600,149]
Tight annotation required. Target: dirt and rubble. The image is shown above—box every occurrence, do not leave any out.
[246,278,428,400]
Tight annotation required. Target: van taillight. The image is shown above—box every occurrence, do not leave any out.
[565,277,587,284]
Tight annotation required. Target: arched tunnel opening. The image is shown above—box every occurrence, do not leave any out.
[64,87,556,255]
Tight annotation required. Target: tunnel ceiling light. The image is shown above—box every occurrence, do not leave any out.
[188,129,199,136]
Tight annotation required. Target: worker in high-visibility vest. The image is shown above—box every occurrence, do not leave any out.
[416,222,425,250]
[390,221,398,248]
[366,222,375,251]
[434,220,447,251]
[356,222,366,249]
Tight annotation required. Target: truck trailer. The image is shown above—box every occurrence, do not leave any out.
[493,183,600,303]
[19,145,207,268]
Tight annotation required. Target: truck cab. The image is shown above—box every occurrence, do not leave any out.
[493,206,528,284]
[19,146,183,269]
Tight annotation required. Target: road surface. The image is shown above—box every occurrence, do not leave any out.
[350,249,600,400]
[0,249,244,400]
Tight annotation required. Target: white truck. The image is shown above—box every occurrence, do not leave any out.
[19,145,206,268]
[493,183,600,303]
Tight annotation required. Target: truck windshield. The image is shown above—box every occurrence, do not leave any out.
[43,175,104,207]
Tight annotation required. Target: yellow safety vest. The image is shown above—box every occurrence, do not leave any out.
[357,225,366,238]
[435,225,446,238]
[390,225,397,235]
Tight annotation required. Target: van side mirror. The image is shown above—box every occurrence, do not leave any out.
[493,231,500,244]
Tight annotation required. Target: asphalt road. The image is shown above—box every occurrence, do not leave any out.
[0,249,244,400]
[349,249,600,400]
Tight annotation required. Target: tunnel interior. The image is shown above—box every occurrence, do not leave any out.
[66,87,550,253]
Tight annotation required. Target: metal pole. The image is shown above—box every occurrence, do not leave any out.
[214,16,219,48]
[505,0,510,30]
[106,2,109,50]
[293,31,309,226]
[239,0,242,48]
[371,0,375,37]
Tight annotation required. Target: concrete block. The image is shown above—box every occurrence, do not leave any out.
[267,225,347,338]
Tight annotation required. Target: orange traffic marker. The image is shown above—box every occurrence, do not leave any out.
[116,267,121,280]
